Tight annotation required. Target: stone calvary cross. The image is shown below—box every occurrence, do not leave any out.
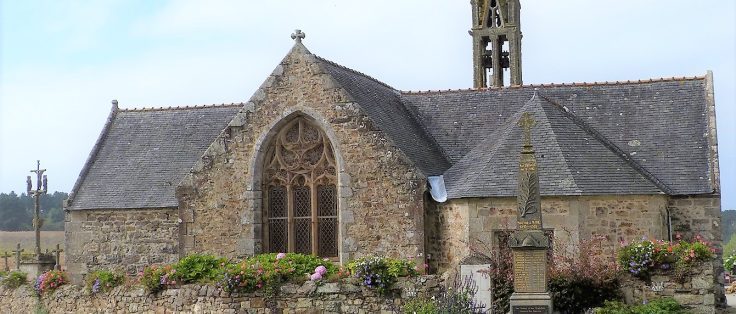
[27,160,48,257]
[508,112,554,314]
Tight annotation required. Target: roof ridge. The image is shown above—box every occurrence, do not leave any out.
[528,96,582,193]
[119,103,244,112]
[400,75,706,94]
[538,94,673,195]
[314,55,398,92]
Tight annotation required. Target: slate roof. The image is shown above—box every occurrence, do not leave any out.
[68,46,715,209]
[316,57,451,175]
[401,77,714,196]
[67,104,242,210]
[442,93,662,198]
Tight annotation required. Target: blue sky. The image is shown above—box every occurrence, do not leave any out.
[1,1,734,208]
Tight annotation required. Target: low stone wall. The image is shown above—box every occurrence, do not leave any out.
[0,275,441,313]
[619,261,725,314]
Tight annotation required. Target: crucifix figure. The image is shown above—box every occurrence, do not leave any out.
[291,29,305,43]
[27,160,48,258]
[1,251,9,272]
[51,244,63,270]
[13,243,24,271]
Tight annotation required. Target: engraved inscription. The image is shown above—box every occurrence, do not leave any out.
[512,305,549,314]
[513,250,547,293]
[517,220,542,230]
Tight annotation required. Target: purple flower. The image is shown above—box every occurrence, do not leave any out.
[276,253,286,260]
[92,279,101,293]
[310,273,322,281]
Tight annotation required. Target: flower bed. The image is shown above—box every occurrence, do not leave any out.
[618,235,716,280]
[35,270,68,295]
[139,253,417,296]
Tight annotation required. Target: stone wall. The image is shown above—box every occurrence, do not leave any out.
[429,195,669,273]
[668,195,722,244]
[64,208,180,284]
[0,276,442,314]
[620,260,725,314]
[176,43,427,263]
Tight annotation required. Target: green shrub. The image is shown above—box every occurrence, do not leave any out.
[347,256,418,295]
[402,298,437,314]
[140,253,341,294]
[140,253,228,293]
[221,253,336,294]
[594,298,687,314]
[1,271,27,289]
[139,264,167,293]
[547,234,622,313]
[86,270,125,293]
[172,253,227,284]
[549,274,621,313]
[724,254,736,273]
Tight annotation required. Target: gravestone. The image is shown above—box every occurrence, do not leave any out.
[460,262,492,310]
[508,112,553,314]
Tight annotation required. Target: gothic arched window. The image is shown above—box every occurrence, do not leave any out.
[263,117,338,257]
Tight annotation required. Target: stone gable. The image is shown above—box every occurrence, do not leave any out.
[176,43,428,263]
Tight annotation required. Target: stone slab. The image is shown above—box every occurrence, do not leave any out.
[513,249,547,293]
[460,264,491,310]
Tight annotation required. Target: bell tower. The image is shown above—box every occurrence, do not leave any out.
[471,0,523,88]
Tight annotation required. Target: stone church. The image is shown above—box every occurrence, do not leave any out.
[64,0,721,283]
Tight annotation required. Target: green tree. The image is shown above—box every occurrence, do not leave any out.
[0,191,67,231]
[724,233,736,256]
[722,210,736,244]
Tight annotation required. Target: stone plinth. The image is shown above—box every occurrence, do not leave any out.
[509,292,553,313]
[19,254,55,280]
[509,246,553,314]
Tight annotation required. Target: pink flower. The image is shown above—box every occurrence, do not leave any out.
[315,266,327,276]
[276,253,286,260]
[310,273,322,281]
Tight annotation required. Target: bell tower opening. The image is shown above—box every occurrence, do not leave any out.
[471,0,522,88]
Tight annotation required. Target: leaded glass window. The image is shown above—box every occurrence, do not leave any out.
[263,117,338,257]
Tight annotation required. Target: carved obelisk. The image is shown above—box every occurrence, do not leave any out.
[508,112,553,314]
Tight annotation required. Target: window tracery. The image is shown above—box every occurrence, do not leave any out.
[263,117,337,257]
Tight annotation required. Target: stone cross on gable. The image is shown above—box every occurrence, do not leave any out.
[51,244,63,270]
[13,243,24,271]
[291,29,306,43]
[1,251,10,272]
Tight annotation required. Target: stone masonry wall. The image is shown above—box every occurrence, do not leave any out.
[176,43,427,263]
[0,276,442,314]
[430,195,669,273]
[668,195,722,244]
[426,199,469,273]
[64,208,180,284]
[620,260,724,314]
